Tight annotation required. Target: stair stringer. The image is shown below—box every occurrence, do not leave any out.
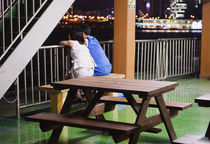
[0,0,75,99]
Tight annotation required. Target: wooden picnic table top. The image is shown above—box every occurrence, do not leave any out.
[51,76,178,97]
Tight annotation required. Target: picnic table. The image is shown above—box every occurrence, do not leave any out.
[173,93,210,144]
[25,76,192,144]
[195,93,210,141]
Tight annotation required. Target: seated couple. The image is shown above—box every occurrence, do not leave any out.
[59,24,112,102]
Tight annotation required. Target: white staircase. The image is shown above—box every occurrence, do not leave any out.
[0,0,75,99]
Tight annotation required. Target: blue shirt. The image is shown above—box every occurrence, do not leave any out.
[86,36,112,76]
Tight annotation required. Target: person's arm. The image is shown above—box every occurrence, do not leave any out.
[84,39,88,46]
[59,40,73,47]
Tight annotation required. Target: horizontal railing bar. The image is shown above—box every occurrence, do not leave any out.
[135,38,198,43]
[40,45,64,49]
[19,100,50,109]
[100,38,199,44]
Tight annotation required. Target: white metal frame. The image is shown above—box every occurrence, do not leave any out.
[0,0,75,99]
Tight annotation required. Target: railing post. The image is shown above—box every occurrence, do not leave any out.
[16,78,20,119]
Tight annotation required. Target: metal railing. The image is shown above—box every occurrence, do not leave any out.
[134,38,200,80]
[14,45,71,117]
[100,38,200,80]
[1,38,201,118]
[0,0,50,62]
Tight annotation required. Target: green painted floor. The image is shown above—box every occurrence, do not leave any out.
[0,76,210,144]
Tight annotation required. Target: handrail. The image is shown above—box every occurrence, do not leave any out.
[100,38,199,44]
[0,0,49,64]
[40,45,64,50]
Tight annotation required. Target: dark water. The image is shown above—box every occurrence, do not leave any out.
[43,26,201,45]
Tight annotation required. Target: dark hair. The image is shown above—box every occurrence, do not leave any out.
[69,29,85,44]
[80,24,91,35]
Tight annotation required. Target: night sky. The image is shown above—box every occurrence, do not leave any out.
[73,0,114,10]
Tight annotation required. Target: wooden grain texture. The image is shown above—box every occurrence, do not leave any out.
[155,96,177,141]
[200,1,210,78]
[25,112,140,134]
[39,84,69,93]
[113,0,136,79]
[100,96,192,110]
[101,73,125,79]
[51,76,178,97]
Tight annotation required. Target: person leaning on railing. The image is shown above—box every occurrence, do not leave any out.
[80,24,112,76]
[59,29,96,102]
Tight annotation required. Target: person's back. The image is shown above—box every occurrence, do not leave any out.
[80,24,112,76]
[60,29,95,78]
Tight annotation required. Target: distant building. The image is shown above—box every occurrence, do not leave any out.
[169,0,187,19]
[137,0,162,18]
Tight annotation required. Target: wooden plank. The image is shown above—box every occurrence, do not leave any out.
[39,73,125,92]
[195,93,210,107]
[25,112,140,135]
[155,96,177,141]
[173,134,210,144]
[101,73,125,79]
[39,84,69,93]
[39,103,115,132]
[51,76,178,97]
[102,73,125,97]
[100,96,192,110]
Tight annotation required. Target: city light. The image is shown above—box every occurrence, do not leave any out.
[59,1,202,31]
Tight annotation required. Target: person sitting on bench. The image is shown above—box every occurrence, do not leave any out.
[80,24,112,76]
[60,29,96,102]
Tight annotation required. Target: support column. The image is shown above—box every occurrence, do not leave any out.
[200,1,210,78]
[113,0,136,79]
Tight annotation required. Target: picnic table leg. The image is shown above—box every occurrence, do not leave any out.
[83,90,106,120]
[48,88,78,144]
[83,90,104,117]
[128,95,151,144]
[48,128,63,144]
[123,93,141,115]
[155,95,177,141]
[135,97,151,125]
[128,132,140,144]
[205,122,210,138]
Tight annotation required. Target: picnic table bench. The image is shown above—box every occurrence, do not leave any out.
[173,93,210,144]
[25,76,192,144]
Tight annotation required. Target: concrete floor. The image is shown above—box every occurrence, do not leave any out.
[0,76,210,144]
